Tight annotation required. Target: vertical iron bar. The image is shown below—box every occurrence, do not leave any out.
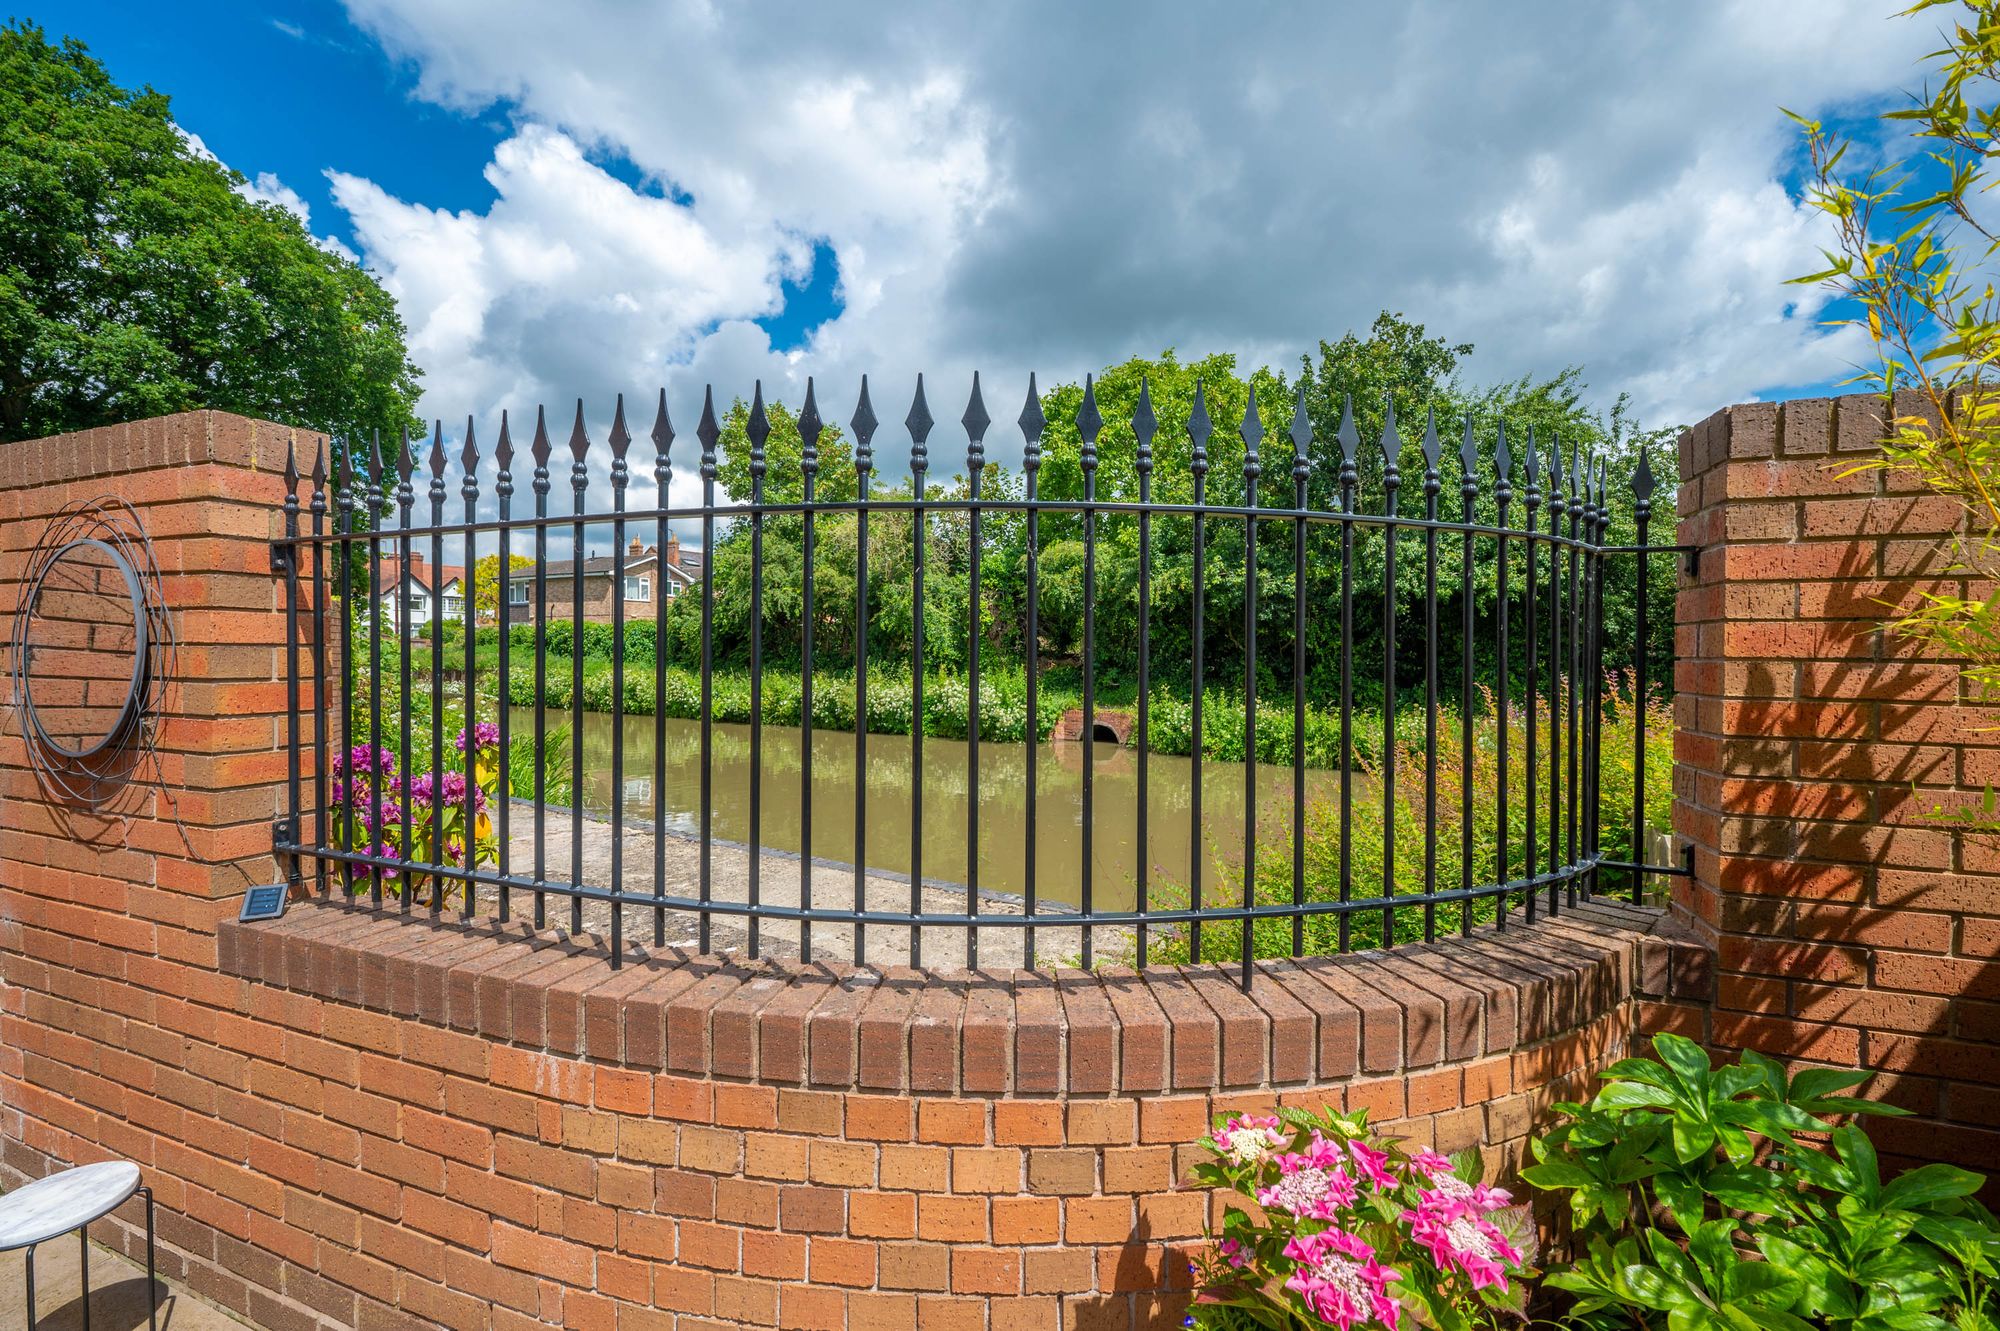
[609,396,631,963]
[1239,390,1264,989]
[697,389,720,954]
[461,418,480,918]
[495,413,515,923]
[365,433,383,907]
[429,422,446,913]
[282,436,302,889]
[1077,374,1101,971]
[1378,400,1402,948]
[1632,447,1656,901]
[1133,380,1158,967]
[962,374,990,969]
[799,381,823,961]
[1584,451,1600,895]
[396,429,414,914]
[852,378,877,964]
[1420,410,1441,944]
[567,403,588,936]
[1334,399,1358,951]
[1458,417,1477,935]
[1019,380,1044,968]
[1592,460,1610,895]
[1289,386,1310,958]
[336,441,356,899]
[747,385,770,960]
[653,393,673,946]
[907,376,933,969]
[310,440,328,896]
[1493,424,1513,924]
[531,408,552,929]
[1188,383,1213,964]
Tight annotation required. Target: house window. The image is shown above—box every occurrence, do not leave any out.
[443,594,463,617]
[624,575,650,600]
[509,582,529,605]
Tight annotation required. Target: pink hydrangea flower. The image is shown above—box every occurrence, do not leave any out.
[1215,1114,1287,1166]
[1282,1227,1401,1331]
[1410,1150,1454,1178]
[1403,1198,1522,1293]
[1255,1145,1359,1220]
[1347,1139,1399,1189]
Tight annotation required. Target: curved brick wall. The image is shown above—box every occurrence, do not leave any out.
[146,895,1675,1329]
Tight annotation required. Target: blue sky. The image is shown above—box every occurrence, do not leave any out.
[35,0,842,352]
[26,1,1942,453]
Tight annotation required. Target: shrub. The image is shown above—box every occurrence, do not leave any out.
[1526,1034,2000,1330]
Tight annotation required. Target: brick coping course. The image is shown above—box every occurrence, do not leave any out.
[220,895,1699,1096]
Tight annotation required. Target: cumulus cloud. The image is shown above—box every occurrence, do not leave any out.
[325,0,1934,473]
[181,129,359,261]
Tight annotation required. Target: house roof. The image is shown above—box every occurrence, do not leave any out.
[377,558,465,594]
[508,551,661,580]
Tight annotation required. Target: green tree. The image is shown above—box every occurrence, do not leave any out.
[1791,0,2000,832]
[661,313,1678,716]
[473,553,534,617]
[0,21,421,445]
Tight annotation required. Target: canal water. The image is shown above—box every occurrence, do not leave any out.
[510,708,1342,911]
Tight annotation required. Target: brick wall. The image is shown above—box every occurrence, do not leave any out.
[0,409,1689,1331]
[1674,391,2000,1173]
[193,900,1671,1331]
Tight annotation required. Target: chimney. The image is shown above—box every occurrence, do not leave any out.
[629,537,644,557]
[408,551,424,576]
[666,534,681,566]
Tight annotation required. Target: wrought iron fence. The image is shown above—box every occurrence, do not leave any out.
[271,370,1692,988]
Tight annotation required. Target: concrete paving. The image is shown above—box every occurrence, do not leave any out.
[0,1230,243,1331]
[483,805,1133,970]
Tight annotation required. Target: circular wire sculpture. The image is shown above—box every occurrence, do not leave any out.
[10,497,176,808]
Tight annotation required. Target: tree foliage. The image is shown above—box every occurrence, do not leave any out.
[674,313,1678,713]
[1790,0,2000,832]
[0,20,421,445]
[472,553,534,616]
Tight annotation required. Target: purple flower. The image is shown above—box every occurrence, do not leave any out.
[335,744,396,779]
[454,722,502,754]
[407,771,488,814]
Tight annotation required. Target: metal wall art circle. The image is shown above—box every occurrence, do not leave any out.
[10,498,175,807]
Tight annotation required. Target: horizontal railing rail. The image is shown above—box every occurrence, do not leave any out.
[271,371,1686,989]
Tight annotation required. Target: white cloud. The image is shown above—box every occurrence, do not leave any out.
[180,129,359,261]
[324,0,1935,465]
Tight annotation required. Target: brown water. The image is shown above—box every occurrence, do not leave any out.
[511,708,1342,910]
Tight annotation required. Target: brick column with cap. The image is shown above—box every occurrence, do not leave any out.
[1673,391,2000,1173]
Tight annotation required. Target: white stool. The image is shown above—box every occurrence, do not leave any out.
[0,1161,155,1330]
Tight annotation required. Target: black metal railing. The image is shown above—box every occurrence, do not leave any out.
[271,371,1693,988]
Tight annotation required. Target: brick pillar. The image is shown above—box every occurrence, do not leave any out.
[1673,392,2000,1172]
[0,411,322,1301]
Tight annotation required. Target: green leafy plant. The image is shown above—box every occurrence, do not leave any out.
[1525,1033,2000,1330]
[1790,0,2000,834]
[1189,1105,1534,1331]
[1144,674,1674,961]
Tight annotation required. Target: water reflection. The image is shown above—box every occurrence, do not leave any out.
[513,708,1341,911]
